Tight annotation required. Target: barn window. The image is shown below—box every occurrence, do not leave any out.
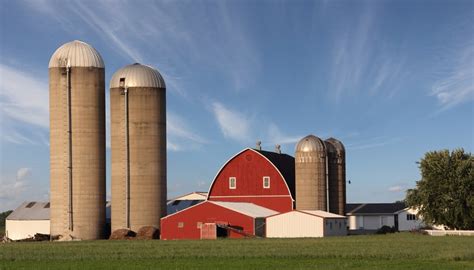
[197,222,202,229]
[229,177,236,189]
[178,222,184,228]
[263,176,270,189]
[407,214,416,221]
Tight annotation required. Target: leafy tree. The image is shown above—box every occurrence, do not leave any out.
[406,149,473,230]
[0,210,12,227]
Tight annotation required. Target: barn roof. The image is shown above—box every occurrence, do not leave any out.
[267,210,346,219]
[209,201,278,218]
[301,210,346,218]
[7,201,112,221]
[254,149,295,199]
[167,199,204,214]
[168,191,208,201]
[6,201,50,220]
[346,203,406,215]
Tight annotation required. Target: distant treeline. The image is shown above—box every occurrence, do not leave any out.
[0,210,13,227]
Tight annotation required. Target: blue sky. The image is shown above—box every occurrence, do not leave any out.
[0,0,473,211]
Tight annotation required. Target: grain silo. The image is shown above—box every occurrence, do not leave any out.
[325,138,346,215]
[295,135,328,211]
[49,40,106,240]
[110,63,167,232]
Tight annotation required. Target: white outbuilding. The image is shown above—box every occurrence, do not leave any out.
[346,203,425,233]
[265,210,347,238]
[5,201,50,240]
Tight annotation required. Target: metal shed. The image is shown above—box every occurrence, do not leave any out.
[265,210,347,238]
[5,202,50,240]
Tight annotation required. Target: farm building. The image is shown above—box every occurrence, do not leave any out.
[5,201,112,240]
[160,201,277,240]
[167,192,207,214]
[266,210,347,238]
[346,203,425,232]
[5,202,50,240]
[207,148,295,212]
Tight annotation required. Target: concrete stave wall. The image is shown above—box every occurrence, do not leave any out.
[111,87,166,232]
[49,67,106,240]
[295,151,327,211]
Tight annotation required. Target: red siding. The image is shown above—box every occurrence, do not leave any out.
[160,201,255,240]
[208,149,293,212]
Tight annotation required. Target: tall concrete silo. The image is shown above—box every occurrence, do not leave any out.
[295,135,328,211]
[325,138,346,215]
[49,40,106,240]
[110,63,167,232]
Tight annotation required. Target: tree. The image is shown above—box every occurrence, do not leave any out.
[406,149,473,230]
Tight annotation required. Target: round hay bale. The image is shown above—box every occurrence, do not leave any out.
[109,229,136,240]
[136,226,160,240]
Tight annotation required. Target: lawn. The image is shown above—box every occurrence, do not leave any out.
[0,233,473,269]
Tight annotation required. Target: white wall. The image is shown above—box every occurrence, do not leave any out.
[348,215,395,230]
[6,220,50,240]
[266,211,347,238]
[266,211,324,238]
[397,208,425,231]
[363,216,381,230]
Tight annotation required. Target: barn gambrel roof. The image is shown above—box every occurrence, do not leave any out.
[207,148,296,201]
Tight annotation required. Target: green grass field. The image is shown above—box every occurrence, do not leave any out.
[0,233,473,269]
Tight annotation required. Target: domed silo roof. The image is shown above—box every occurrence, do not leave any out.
[295,135,325,152]
[325,137,345,153]
[110,63,166,89]
[49,40,104,68]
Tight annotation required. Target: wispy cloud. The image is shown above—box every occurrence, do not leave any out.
[211,101,302,149]
[346,136,403,151]
[266,123,302,146]
[0,63,49,146]
[0,167,47,211]
[388,185,404,192]
[328,5,407,102]
[24,1,261,97]
[431,46,474,111]
[167,112,208,151]
[0,64,48,128]
[212,102,251,143]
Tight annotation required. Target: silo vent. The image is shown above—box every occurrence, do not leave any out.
[275,144,281,154]
[256,141,262,150]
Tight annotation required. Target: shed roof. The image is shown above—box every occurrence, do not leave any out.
[267,210,346,219]
[301,210,346,218]
[255,149,295,199]
[167,199,203,214]
[168,192,208,201]
[346,203,406,215]
[6,201,50,220]
[209,201,278,218]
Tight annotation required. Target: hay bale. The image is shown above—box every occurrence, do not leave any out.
[136,226,160,240]
[34,233,50,241]
[109,229,136,240]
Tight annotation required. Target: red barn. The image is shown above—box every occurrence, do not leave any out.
[207,148,295,212]
[160,201,277,240]
[160,148,295,240]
